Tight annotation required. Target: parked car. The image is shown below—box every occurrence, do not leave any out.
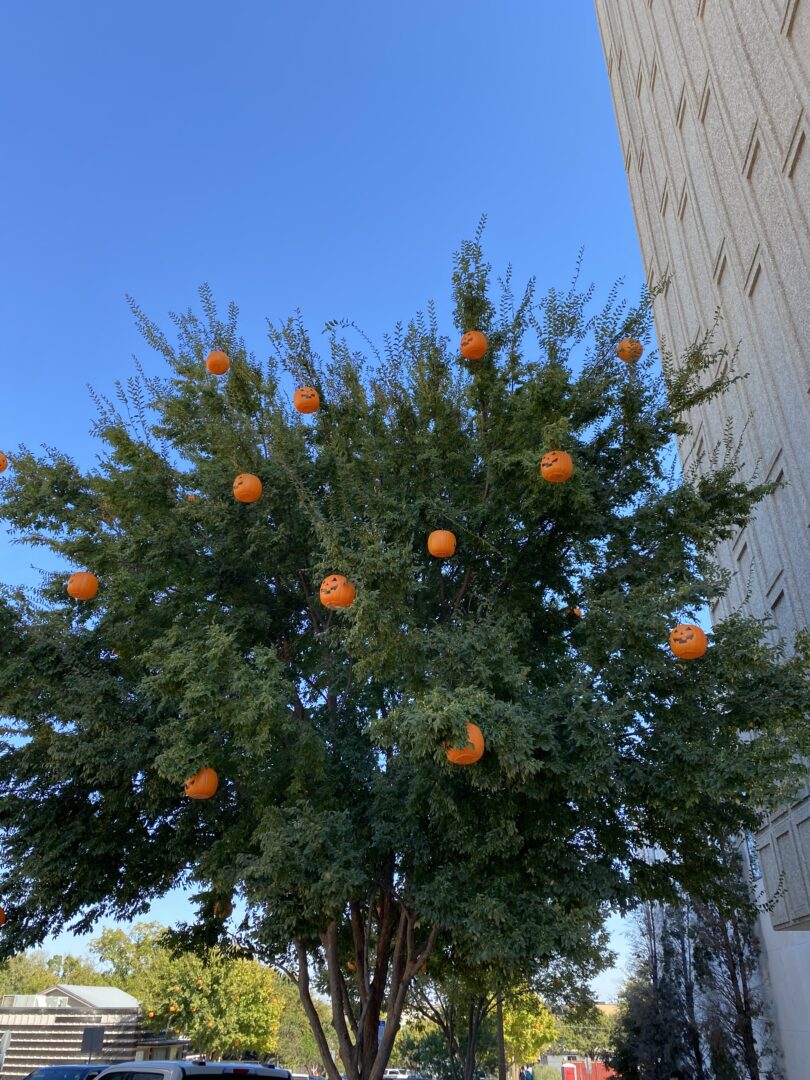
[93,1064,291,1080]
[24,1067,110,1080]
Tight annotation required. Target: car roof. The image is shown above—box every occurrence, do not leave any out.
[95,1065,290,1077]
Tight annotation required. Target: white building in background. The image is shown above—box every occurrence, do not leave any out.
[0,985,187,1080]
[593,1,810,1076]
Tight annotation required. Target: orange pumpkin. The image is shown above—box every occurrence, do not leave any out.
[213,899,233,920]
[205,350,230,375]
[540,450,574,483]
[184,767,219,800]
[0,907,6,927]
[319,574,356,609]
[562,605,583,619]
[669,623,708,660]
[616,338,643,363]
[207,1020,215,1029]
[294,386,320,414]
[446,722,485,766]
[427,530,457,557]
[147,1011,156,1019]
[346,961,357,973]
[233,473,262,503]
[0,452,8,474]
[67,572,99,601]
[460,331,488,360]
[186,493,199,502]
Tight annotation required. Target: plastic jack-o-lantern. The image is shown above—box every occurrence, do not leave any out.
[446,722,485,766]
[233,473,262,503]
[427,529,457,557]
[669,623,708,660]
[0,452,9,473]
[67,572,99,601]
[320,574,357,609]
[205,350,230,375]
[0,906,6,927]
[616,338,643,363]
[346,961,357,973]
[293,386,320,414]
[213,899,233,920]
[186,493,199,503]
[147,1010,156,1019]
[540,450,574,484]
[460,331,488,360]
[562,605,583,620]
[184,767,219,800]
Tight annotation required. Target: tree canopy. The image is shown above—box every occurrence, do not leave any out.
[1,230,808,1080]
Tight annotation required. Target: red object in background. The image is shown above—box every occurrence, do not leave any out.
[560,1062,616,1080]
[590,1062,617,1080]
[561,1063,586,1080]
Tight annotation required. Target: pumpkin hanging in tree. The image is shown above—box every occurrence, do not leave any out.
[319,574,356,609]
[427,530,457,557]
[205,350,231,375]
[66,572,99,601]
[446,722,485,766]
[0,452,8,474]
[669,623,708,659]
[540,450,574,484]
[293,386,320,414]
[184,767,219,800]
[233,473,262,503]
[460,331,488,360]
[616,338,643,363]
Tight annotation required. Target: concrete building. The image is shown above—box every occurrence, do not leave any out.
[0,985,186,1080]
[593,1,810,1076]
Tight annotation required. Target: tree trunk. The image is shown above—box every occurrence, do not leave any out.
[496,993,507,1080]
[676,911,708,1080]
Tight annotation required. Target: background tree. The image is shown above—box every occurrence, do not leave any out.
[1,230,810,1080]
[548,1004,617,1063]
[0,950,109,997]
[90,924,282,1060]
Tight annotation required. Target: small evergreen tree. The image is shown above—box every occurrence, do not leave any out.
[1,230,809,1080]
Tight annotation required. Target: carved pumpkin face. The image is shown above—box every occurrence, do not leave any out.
[205,349,231,375]
[446,722,485,766]
[233,473,262,503]
[616,338,643,363]
[460,331,488,360]
[67,571,99,601]
[184,767,219,800]
[669,623,708,660]
[294,386,320,414]
[540,450,574,483]
[0,452,8,474]
[427,529,457,558]
[562,605,582,620]
[319,574,357,609]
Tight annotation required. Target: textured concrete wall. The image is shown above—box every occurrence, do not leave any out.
[593,1,810,1075]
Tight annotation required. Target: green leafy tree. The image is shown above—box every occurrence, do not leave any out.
[548,1004,617,1062]
[502,992,556,1069]
[91,925,282,1060]
[0,949,108,997]
[1,230,810,1080]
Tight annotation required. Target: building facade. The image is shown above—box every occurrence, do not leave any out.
[0,985,186,1080]
[593,0,810,1076]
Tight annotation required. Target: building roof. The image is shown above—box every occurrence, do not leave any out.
[45,984,141,1010]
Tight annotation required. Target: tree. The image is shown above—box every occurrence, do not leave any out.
[502,992,556,1071]
[0,949,109,997]
[691,849,780,1080]
[549,1004,617,1063]
[2,229,810,1080]
[90,924,283,1060]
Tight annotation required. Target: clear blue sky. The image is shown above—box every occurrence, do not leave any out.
[1,0,640,999]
